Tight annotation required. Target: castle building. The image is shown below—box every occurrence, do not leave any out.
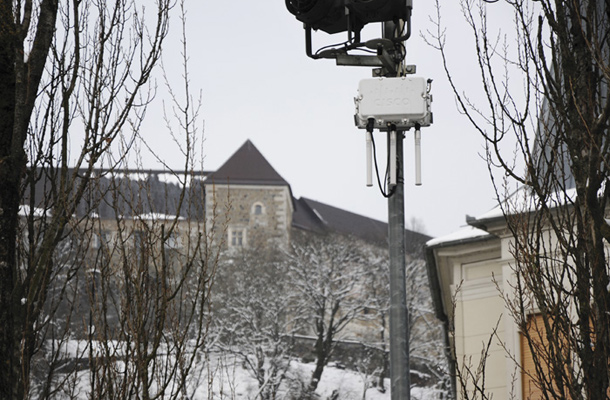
[204,139,429,252]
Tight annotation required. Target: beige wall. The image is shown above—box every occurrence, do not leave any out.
[452,255,508,399]
[432,238,520,400]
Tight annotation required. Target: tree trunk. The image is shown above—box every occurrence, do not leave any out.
[0,0,58,397]
[309,327,333,394]
[0,1,23,396]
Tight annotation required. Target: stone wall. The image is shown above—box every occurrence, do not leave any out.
[205,183,293,249]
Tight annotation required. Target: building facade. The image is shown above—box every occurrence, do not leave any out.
[426,193,610,400]
[204,140,294,249]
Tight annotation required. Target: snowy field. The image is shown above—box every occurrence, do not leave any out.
[50,343,443,399]
[191,355,442,399]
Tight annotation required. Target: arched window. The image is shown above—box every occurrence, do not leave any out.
[252,202,264,215]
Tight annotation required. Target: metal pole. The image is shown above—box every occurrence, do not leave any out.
[388,132,410,400]
[384,21,410,400]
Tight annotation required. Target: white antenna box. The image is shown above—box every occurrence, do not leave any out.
[355,77,432,130]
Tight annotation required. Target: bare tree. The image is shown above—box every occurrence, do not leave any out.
[0,1,225,398]
[360,247,391,393]
[429,0,610,398]
[213,248,300,400]
[361,246,446,394]
[81,174,218,400]
[286,231,367,396]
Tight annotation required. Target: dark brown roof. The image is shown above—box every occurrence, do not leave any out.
[292,197,431,253]
[23,169,209,220]
[292,198,327,234]
[205,140,289,186]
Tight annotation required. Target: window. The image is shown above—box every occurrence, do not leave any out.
[252,202,265,216]
[164,231,181,249]
[133,230,147,259]
[230,228,246,247]
[251,203,267,228]
[91,230,110,249]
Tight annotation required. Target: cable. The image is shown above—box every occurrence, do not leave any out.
[367,119,396,198]
[314,40,351,57]
[414,122,422,186]
[313,24,362,57]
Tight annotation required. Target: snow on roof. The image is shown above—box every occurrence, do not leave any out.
[156,173,184,186]
[426,225,490,247]
[156,172,207,187]
[18,205,51,218]
[136,213,185,221]
[111,171,149,182]
[428,184,586,248]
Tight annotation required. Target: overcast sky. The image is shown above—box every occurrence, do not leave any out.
[137,0,511,238]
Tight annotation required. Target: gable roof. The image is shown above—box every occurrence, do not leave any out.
[293,197,431,253]
[291,198,328,234]
[23,169,210,220]
[205,140,289,186]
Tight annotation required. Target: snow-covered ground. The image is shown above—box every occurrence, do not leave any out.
[179,355,442,399]
[49,341,443,399]
[292,362,441,400]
